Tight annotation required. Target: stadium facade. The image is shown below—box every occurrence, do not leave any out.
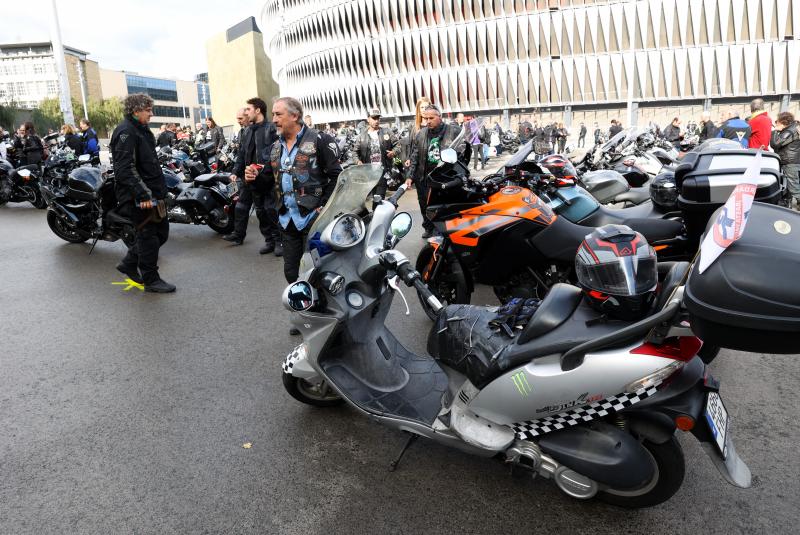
[261,0,800,126]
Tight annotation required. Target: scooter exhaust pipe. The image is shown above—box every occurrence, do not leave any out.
[505,440,598,500]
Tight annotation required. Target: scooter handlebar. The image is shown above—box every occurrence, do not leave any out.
[395,262,444,314]
[387,183,409,206]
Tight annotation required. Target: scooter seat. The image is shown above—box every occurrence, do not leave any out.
[428,288,625,388]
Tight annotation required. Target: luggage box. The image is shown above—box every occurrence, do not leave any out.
[175,186,217,213]
[676,147,781,246]
[685,203,800,354]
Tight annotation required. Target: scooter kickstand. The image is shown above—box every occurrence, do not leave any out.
[388,432,418,472]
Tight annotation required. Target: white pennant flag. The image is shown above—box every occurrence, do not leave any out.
[697,150,762,274]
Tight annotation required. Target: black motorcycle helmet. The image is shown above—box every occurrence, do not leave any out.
[539,154,577,180]
[650,172,679,212]
[576,225,658,321]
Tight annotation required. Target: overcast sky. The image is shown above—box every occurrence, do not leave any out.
[1,0,261,80]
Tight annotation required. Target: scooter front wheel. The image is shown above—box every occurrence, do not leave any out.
[282,372,344,407]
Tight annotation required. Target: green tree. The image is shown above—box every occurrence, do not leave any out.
[0,103,16,132]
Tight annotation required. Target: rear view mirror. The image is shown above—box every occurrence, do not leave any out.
[282,281,318,312]
[18,169,31,179]
[440,148,458,164]
[78,154,91,162]
[390,212,412,238]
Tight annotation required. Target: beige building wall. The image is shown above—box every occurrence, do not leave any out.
[65,55,103,104]
[99,68,127,99]
[206,17,280,128]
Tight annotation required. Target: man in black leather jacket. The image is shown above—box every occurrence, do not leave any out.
[224,97,280,255]
[772,112,800,209]
[355,108,398,202]
[406,104,466,238]
[109,93,174,293]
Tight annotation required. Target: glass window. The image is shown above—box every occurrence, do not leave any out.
[125,74,178,101]
[196,83,211,105]
[46,80,58,94]
[152,105,189,118]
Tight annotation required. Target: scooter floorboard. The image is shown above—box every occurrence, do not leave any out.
[321,345,448,425]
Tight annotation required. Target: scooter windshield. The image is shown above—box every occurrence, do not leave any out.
[304,163,383,244]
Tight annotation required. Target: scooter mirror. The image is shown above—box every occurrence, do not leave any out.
[440,148,458,164]
[18,169,31,178]
[78,154,91,162]
[389,212,412,238]
[282,281,318,312]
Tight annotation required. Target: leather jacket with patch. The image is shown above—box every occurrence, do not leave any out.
[355,127,397,169]
[269,128,342,217]
[771,122,800,165]
[110,115,165,204]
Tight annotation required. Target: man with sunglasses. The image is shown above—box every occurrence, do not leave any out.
[355,108,398,203]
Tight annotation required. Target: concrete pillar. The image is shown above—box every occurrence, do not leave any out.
[564,105,573,128]
[502,109,510,130]
[629,102,639,127]
[780,94,791,112]
[703,98,713,112]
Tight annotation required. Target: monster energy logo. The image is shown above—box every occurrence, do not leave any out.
[512,372,532,397]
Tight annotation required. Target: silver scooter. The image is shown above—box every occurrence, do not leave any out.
[279,163,750,508]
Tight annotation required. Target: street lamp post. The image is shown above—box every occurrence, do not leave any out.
[74,61,88,120]
[48,0,74,125]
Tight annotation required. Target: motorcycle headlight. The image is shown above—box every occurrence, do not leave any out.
[321,213,365,250]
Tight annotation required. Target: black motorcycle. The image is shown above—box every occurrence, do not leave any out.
[40,166,136,247]
[163,168,237,234]
[0,158,46,208]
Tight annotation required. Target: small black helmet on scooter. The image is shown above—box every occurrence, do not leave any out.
[576,224,658,321]
[650,172,679,212]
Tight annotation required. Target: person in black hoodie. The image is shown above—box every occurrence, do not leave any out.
[109,93,175,293]
[224,97,280,255]
[61,124,84,154]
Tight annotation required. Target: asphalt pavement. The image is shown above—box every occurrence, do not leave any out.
[1,165,799,534]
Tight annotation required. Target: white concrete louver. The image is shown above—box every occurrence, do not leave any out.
[261,0,799,123]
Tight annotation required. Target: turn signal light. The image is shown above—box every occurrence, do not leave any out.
[675,415,695,431]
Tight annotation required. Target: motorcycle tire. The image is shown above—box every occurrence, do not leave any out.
[281,372,344,407]
[30,188,47,209]
[597,436,685,509]
[415,245,470,321]
[46,210,88,243]
[207,209,235,234]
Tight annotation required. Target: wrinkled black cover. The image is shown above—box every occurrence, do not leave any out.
[427,304,511,387]
[686,203,800,353]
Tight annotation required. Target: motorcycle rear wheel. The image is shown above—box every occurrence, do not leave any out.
[47,210,88,243]
[598,436,685,508]
[282,372,344,407]
[416,245,470,321]
[207,209,235,234]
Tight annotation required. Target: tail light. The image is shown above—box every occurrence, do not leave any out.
[630,336,703,362]
[211,163,218,171]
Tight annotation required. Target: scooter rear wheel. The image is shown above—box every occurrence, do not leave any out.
[598,436,685,508]
[282,372,344,407]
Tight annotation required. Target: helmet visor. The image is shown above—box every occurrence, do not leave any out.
[576,256,657,296]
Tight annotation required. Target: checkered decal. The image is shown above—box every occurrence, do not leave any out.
[282,345,304,374]
[511,384,661,439]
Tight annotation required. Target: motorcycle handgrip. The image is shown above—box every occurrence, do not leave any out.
[439,177,462,190]
[412,277,444,314]
[387,183,408,206]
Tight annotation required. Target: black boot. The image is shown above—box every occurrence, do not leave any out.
[223,233,244,245]
[259,241,275,255]
[145,278,176,293]
[273,242,284,257]
[116,263,143,284]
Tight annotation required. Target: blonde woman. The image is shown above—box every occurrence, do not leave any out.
[402,96,432,166]
[61,124,83,153]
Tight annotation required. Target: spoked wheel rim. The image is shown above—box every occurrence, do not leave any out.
[296,379,340,402]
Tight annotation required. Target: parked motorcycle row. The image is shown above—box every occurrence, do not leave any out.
[4,125,798,511]
[1,133,240,248]
[278,133,797,509]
